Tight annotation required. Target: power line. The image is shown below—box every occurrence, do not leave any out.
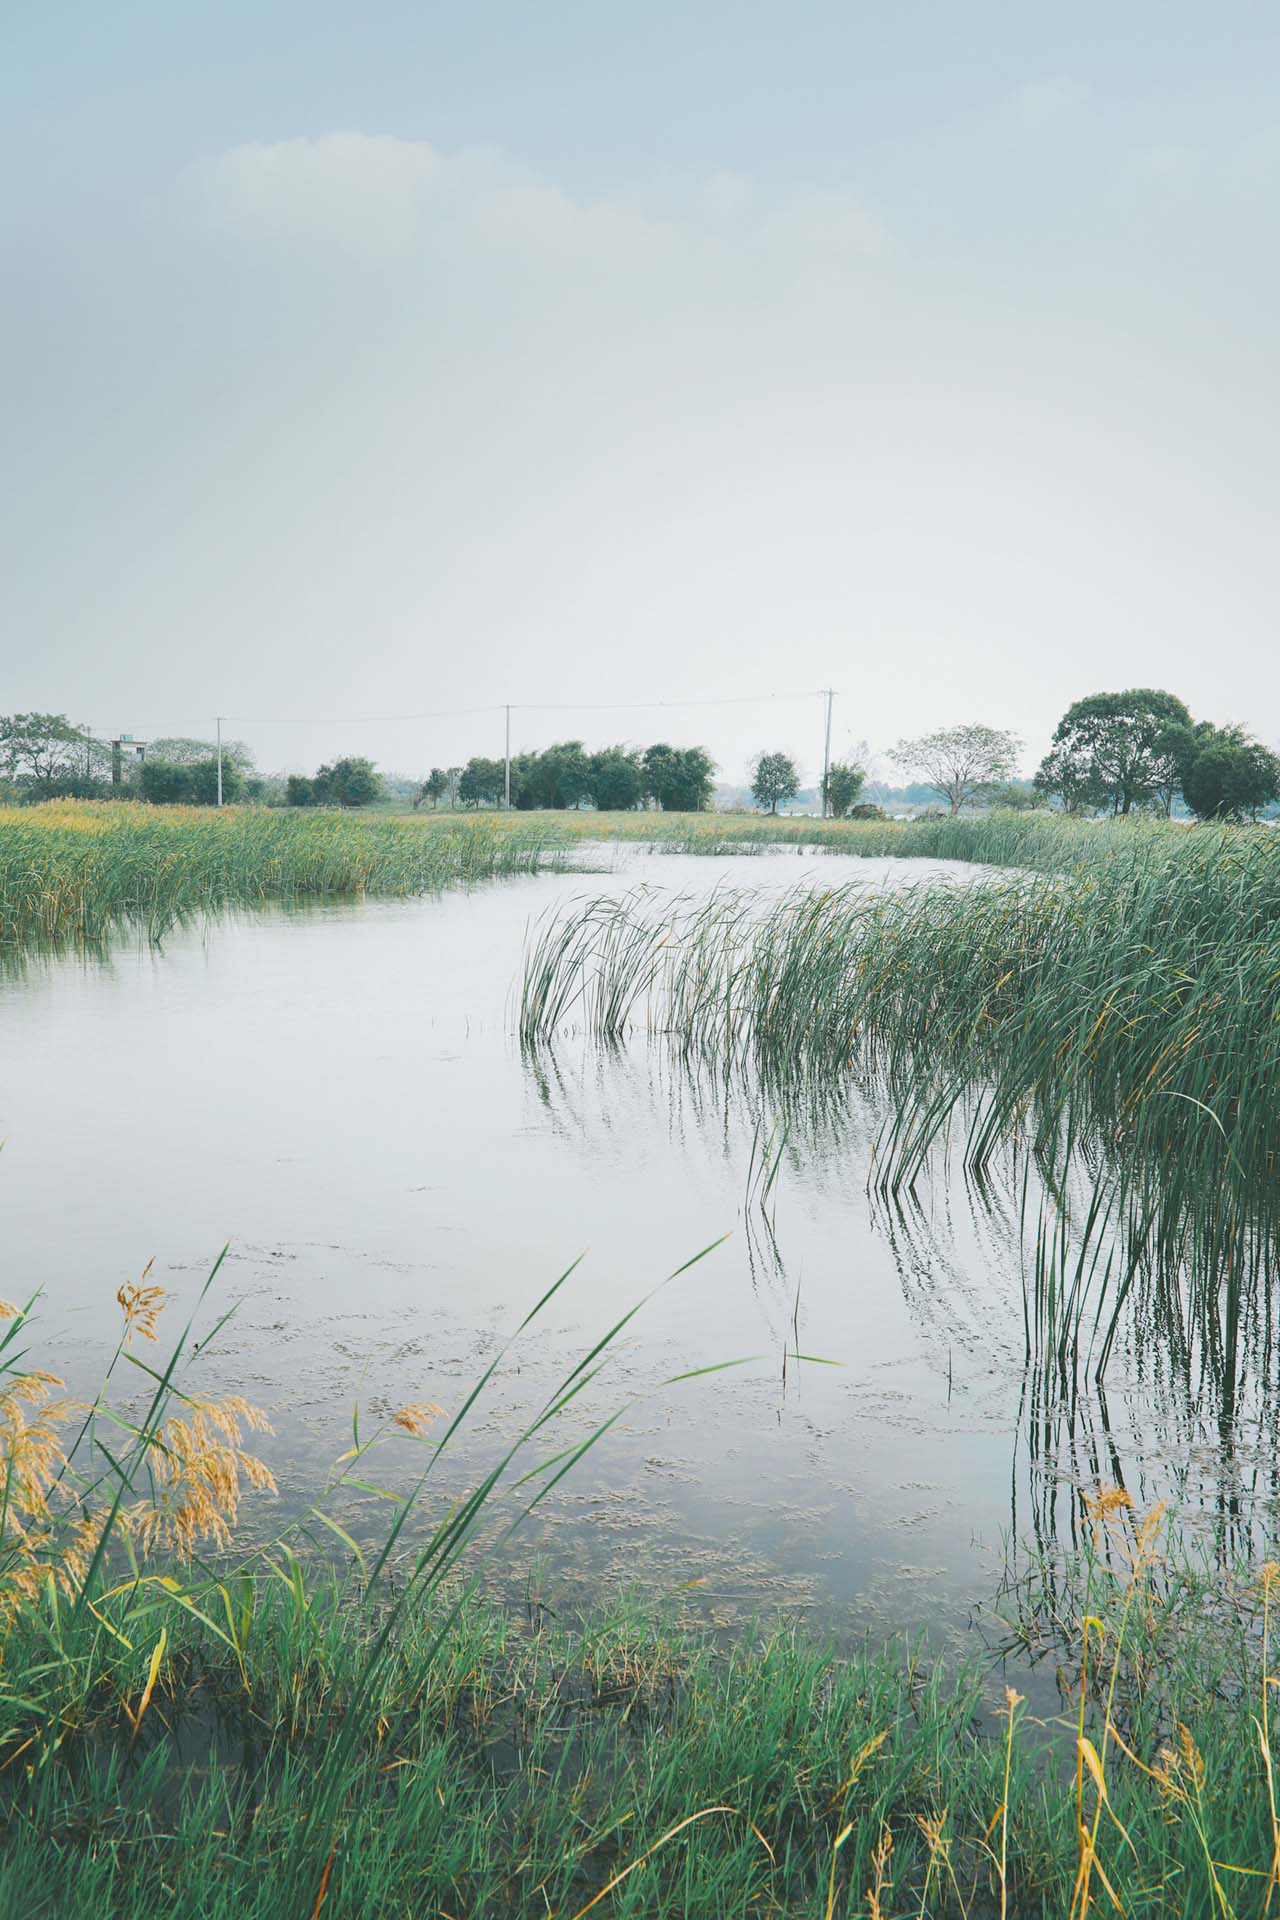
[215,690,823,724]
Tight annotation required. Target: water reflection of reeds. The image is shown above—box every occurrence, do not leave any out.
[520,865,1280,1570]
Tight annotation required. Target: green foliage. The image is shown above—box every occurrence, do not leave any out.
[511,740,591,810]
[148,735,256,773]
[285,775,315,807]
[821,760,867,817]
[1038,688,1192,816]
[1180,725,1280,821]
[983,780,1047,812]
[0,804,570,952]
[847,801,885,820]
[458,756,507,807]
[750,750,800,814]
[521,810,1280,1387]
[416,767,450,809]
[3,1258,1278,1917]
[642,742,716,811]
[312,757,383,808]
[587,744,645,810]
[0,711,103,789]
[893,723,1022,814]
[140,758,245,806]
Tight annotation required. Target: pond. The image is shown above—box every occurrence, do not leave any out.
[5,846,1272,1644]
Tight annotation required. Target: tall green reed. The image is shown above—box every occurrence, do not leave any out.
[0,800,568,955]
[520,821,1280,1387]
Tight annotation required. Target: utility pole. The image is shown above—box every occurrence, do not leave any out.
[820,688,835,817]
[216,716,223,807]
[504,704,511,809]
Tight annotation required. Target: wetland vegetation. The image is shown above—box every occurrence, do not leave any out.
[6,1263,1280,1918]
[5,798,1280,1912]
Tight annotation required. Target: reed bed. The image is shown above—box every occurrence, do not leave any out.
[512,805,1215,869]
[520,822,1280,1380]
[5,1273,1280,1914]
[0,800,566,953]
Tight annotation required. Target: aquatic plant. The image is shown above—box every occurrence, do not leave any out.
[0,800,568,954]
[519,821,1280,1385]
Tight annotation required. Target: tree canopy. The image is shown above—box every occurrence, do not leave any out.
[1036,690,1192,817]
[141,757,245,806]
[893,724,1022,814]
[588,747,645,811]
[149,736,255,773]
[1180,726,1280,821]
[750,752,800,815]
[0,712,103,789]
[822,760,866,818]
[642,744,715,812]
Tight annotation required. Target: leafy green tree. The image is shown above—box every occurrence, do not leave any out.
[893,724,1022,815]
[0,712,103,789]
[848,802,885,820]
[140,758,244,805]
[588,746,645,811]
[415,768,450,809]
[149,736,255,773]
[642,743,715,811]
[313,758,382,808]
[1181,728,1280,821]
[751,752,800,815]
[1039,690,1192,817]
[821,761,866,818]
[286,776,316,807]
[1033,745,1105,815]
[537,741,591,809]
[458,757,507,807]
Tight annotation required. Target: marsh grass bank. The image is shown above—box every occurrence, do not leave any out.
[0,802,567,953]
[4,1272,1280,1917]
[3,801,1252,960]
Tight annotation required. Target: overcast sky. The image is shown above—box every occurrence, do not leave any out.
[5,3,1278,784]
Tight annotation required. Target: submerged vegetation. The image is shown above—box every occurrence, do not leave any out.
[8,1265,1280,1915]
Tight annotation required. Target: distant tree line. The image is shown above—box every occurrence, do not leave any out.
[3,697,1276,824]
[420,742,717,812]
[285,758,383,808]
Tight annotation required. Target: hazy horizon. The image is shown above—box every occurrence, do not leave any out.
[6,4,1278,787]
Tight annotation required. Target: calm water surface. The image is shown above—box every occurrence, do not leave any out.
[6,848,1274,1641]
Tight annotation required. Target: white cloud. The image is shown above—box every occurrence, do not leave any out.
[195,133,884,282]
[1009,80,1082,133]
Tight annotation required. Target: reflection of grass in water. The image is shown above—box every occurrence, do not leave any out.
[6,1275,1280,1911]
[519,829,1280,1403]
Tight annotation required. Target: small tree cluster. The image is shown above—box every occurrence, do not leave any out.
[437,741,716,813]
[1034,690,1280,821]
[822,761,867,818]
[0,712,108,796]
[286,758,383,808]
[141,758,245,805]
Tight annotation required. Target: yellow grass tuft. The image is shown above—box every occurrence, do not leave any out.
[131,1396,277,1557]
[392,1402,445,1437]
[117,1262,167,1344]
